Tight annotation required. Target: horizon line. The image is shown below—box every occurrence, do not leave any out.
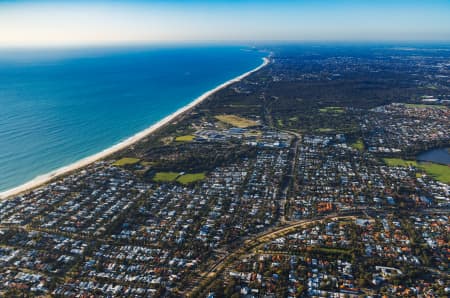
[1,39,450,49]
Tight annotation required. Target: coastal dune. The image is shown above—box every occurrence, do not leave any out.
[0,57,269,199]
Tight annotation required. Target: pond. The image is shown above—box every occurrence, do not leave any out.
[417,148,450,165]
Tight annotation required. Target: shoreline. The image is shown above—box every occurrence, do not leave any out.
[0,56,269,199]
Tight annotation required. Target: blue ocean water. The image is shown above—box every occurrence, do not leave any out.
[0,46,264,192]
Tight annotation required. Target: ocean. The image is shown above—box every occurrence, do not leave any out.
[0,45,265,192]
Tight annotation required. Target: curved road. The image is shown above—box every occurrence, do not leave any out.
[187,213,357,297]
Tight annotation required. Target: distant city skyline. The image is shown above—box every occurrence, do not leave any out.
[1,0,450,46]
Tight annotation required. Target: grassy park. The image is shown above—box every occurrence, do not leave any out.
[383,158,450,183]
[175,135,195,142]
[215,114,258,128]
[319,106,344,113]
[383,158,418,167]
[153,171,206,184]
[112,157,140,166]
[351,139,365,151]
[176,173,206,185]
[153,172,180,182]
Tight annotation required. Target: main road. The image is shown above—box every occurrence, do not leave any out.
[186,213,358,297]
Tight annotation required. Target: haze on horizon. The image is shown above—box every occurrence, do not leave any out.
[0,0,450,47]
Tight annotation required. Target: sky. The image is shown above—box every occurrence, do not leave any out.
[0,0,450,46]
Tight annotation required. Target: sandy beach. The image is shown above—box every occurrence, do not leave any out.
[0,56,269,199]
